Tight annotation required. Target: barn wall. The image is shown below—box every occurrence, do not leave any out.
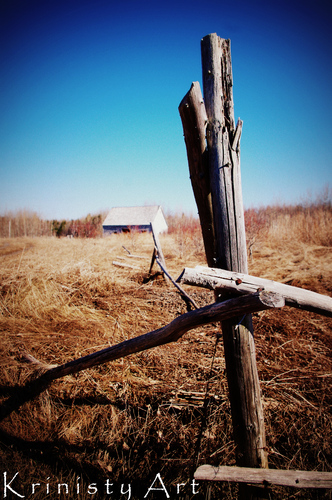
[153,208,168,234]
[102,206,168,236]
[103,224,152,235]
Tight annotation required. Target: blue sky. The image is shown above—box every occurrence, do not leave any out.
[1,0,331,220]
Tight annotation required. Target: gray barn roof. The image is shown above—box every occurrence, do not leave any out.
[103,205,165,227]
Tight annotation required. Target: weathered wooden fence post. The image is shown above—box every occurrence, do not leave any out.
[180,33,268,498]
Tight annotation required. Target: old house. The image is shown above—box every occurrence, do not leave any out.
[102,205,168,235]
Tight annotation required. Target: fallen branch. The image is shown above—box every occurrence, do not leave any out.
[0,291,284,422]
[177,266,332,317]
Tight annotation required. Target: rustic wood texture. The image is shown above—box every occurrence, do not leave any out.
[201,33,268,474]
[148,247,157,274]
[178,81,216,267]
[154,257,199,310]
[151,222,169,282]
[194,465,332,489]
[112,260,140,270]
[0,291,284,422]
[201,34,246,272]
[178,266,332,317]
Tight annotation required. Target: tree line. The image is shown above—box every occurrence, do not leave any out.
[0,210,105,238]
[1,188,330,240]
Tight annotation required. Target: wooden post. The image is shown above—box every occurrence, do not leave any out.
[178,82,216,267]
[179,33,268,498]
[201,34,247,272]
[200,33,268,494]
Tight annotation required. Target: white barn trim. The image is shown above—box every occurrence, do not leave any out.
[102,205,168,236]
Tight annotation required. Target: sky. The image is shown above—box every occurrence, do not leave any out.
[1,0,331,220]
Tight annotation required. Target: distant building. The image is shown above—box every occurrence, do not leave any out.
[102,205,168,235]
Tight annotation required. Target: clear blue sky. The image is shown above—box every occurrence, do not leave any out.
[1,0,331,220]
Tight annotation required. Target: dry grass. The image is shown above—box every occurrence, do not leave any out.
[0,206,331,499]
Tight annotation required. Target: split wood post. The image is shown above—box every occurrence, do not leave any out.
[201,33,268,497]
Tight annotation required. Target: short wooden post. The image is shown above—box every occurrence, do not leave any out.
[201,33,268,497]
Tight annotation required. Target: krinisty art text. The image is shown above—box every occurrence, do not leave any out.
[2,472,200,498]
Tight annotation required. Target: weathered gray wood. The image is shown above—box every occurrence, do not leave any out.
[155,257,199,310]
[178,266,332,318]
[122,245,131,254]
[112,261,140,270]
[0,291,284,422]
[201,34,246,272]
[194,465,332,489]
[201,33,268,476]
[151,222,169,282]
[178,81,216,267]
[148,247,157,274]
[125,254,148,259]
[230,116,247,271]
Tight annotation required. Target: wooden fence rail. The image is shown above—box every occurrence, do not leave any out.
[194,465,332,489]
[0,291,284,423]
[177,266,332,317]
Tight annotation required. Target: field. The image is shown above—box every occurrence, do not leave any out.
[0,204,331,499]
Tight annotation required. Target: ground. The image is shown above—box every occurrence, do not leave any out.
[0,223,331,499]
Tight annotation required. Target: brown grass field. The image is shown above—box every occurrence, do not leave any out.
[0,205,331,499]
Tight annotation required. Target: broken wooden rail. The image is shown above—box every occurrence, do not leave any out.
[177,266,332,318]
[194,465,332,489]
[148,222,198,308]
[150,222,168,281]
[112,260,140,270]
[0,291,284,422]
[155,257,199,310]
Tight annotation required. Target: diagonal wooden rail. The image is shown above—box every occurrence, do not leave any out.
[0,291,284,422]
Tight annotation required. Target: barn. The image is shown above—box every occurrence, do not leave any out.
[102,205,168,236]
